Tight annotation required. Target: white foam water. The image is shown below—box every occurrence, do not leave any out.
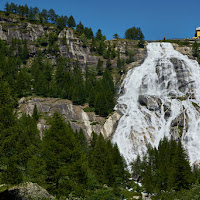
[112,42,200,165]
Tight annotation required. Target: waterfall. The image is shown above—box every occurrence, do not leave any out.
[112,42,200,165]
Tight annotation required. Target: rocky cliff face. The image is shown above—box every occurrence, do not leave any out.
[172,43,194,59]
[0,19,47,41]
[0,13,147,70]
[18,97,121,139]
[58,29,100,68]
[0,14,99,68]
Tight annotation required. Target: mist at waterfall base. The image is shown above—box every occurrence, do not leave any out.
[112,42,200,166]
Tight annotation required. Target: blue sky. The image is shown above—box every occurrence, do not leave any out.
[1,0,200,40]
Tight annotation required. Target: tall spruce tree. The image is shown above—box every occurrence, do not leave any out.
[67,15,76,28]
[42,113,88,196]
[133,137,195,193]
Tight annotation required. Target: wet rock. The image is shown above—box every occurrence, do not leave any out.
[170,58,193,94]
[170,127,182,140]
[163,102,171,119]
[171,113,184,127]
[138,95,161,111]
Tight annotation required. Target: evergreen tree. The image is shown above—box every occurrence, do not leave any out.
[97,59,103,75]
[88,86,96,107]
[24,4,29,17]
[10,3,17,13]
[106,58,112,70]
[5,2,10,14]
[56,15,68,29]
[34,72,48,96]
[28,7,34,19]
[76,21,84,33]
[95,92,109,116]
[3,159,23,185]
[42,113,88,196]
[67,15,76,28]
[171,140,194,190]
[33,6,40,15]
[21,40,29,64]
[133,138,195,193]
[84,27,94,39]
[97,40,105,55]
[96,29,104,40]
[18,5,26,17]
[41,9,48,22]
[80,33,87,47]
[113,33,119,39]
[131,155,142,180]
[48,8,57,24]
[125,27,144,40]
[32,104,39,122]
[16,69,31,97]
[0,75,16,129]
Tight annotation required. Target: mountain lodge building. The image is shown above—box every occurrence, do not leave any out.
[193,27,200,39]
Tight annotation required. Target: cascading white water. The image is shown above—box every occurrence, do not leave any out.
[112,42,200,165]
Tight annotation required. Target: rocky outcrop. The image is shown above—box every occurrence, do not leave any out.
[5,182,54,200]
[170,58,194,94]
[0,15,54,41]
[58,29,100,68]
[18,97,121,139]
[138,95,161,111]
[0,13,147,72]
[172,43,193,59]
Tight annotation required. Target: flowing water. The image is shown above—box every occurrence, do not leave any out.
[112,42,200,165]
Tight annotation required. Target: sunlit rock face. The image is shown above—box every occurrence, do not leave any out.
[112,42,200,165]
[18,97,121,140]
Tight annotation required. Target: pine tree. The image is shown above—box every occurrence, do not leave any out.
[22,40,29,64]
[131,155,142,180]
[48,8,57,24]
[42,113,88,196]
[72,68,86,105]
[84,27,94,39]
[95,92,108,116]
[5,2,10,14]
[113,33,119,39]
[106,58,112,70]
[0,75,16,129]
[125,27,144,40]
[16,69,31,97]
[41,9,48,22]
[67,15,76,28]
[138,138,195,193]
[97,59,103,75]
[32,104,39,122]
[172,140,194,190]
[56,15,68,29]
[96,29,103,40]
[76,21,84,33]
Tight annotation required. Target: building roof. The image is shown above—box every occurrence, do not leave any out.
[196,27,200,31]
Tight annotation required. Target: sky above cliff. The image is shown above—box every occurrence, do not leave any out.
[1,0,200,40]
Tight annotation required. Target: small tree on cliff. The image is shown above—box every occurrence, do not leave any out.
[125,27,144,40]
[67,15,76,28]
